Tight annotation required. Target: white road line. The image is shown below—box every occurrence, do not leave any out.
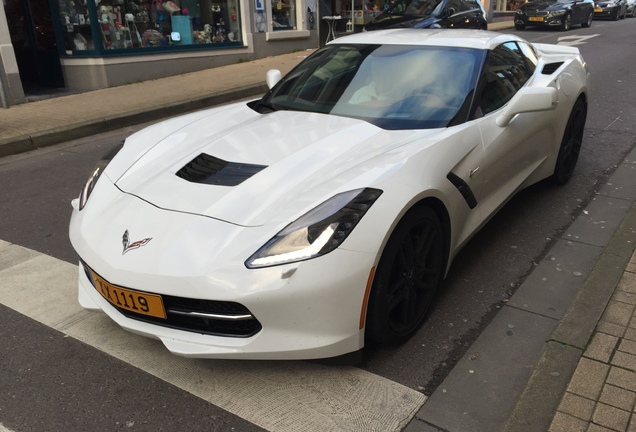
[0,240,426,432]
[0,423,15,432]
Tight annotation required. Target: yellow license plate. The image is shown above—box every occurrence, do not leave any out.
[594,7,603,11]
[89,268,167,319]
[529,16,544,21]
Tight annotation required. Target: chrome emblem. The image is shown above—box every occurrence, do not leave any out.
[122,230,152,255]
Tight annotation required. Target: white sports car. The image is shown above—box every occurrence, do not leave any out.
[69,29,589,360]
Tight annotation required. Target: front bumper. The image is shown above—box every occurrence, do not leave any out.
[70,179,378,360]
[515,14,566,27]
[593,6,619,17]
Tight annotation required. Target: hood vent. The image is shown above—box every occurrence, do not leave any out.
[542,62,564,75]
[177,153,267,186]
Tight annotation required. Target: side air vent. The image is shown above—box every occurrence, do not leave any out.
[542,62,564,75]
[176,153,266,186]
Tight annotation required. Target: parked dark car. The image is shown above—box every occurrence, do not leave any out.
[514,0,595,30]
[593,0,628,19]
[364,0,487,31]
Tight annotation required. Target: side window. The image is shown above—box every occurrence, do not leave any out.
[464,0,481,10]
[478,42,533,115]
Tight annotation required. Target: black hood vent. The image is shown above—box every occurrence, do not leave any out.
[542,62,564,75]
[176,153,266,186]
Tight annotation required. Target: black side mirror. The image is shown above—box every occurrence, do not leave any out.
[444,7,456,17]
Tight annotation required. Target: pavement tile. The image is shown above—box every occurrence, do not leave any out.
[549,412,588,432]
[599,384,636,412]
[598,321,627,338]
[620,339,636,356]
[587,424,617,432]
[559,392,596,421]
[625,328,636,342]
[603,300,635,327]
[592,403,631,431]
[585,333,619,363]
[621,273,636,294]
[613,351,636,371]
[568,358,610,400]
[628,415,636,432]
[616,291,636,305]
[607,366,636,392]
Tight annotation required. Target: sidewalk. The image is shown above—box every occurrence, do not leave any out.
[3,20,635,432]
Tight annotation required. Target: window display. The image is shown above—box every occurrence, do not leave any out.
[271,0,296,29]
[58,0,242,53]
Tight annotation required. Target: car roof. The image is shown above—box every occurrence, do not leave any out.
[329,29,523,51]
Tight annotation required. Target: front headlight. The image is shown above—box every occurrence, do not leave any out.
[516,9,524,14]
[549,9,567,16]
[79,143,123,210]
[245,188,383,268]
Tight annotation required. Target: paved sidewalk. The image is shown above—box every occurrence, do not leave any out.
[549,250,636,432]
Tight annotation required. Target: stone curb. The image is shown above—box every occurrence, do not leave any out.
[0,83,268,159]
[503,202,636,432]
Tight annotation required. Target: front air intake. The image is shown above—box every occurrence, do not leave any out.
[176,153,266,186]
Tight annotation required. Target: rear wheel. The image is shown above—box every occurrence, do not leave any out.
[365,206,446,346]
[551,99,587,185]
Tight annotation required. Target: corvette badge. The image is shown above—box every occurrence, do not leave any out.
[122,230,152,255]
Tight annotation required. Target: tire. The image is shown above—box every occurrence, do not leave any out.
[365,206,446,346]
[515,23,526,30]
[582,12,593,27]
[560,14,572,30]
[613,9,619,20]
[551,99,587,185]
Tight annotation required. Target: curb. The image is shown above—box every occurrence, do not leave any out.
[503,203,636,432]
[0,83,269,159]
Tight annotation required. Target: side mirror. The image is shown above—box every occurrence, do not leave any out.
[444,7,456,17]
[266,69,282,89]
[496,87,558,127]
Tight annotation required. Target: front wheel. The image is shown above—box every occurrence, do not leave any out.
[365,206,446,346]
[551,99,587,185]
[582,12,593,27]
[560,14,572,30]
[515,22,526,30]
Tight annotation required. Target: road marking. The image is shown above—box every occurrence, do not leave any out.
[557,34,600,46]
[0,240,426,432]
[0,424,15,432]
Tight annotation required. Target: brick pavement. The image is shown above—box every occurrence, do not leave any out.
[550,251,636,432]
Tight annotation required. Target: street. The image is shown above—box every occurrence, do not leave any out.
[1,18,636,431]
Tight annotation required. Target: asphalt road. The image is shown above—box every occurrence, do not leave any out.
[1,19,635,431]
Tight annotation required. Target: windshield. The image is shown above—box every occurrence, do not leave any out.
[259,44,483,130]
[389,0,444,16]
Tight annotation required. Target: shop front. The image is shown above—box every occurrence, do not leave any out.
[1,0,318,99]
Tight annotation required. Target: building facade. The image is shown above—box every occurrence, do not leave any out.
[1,0,319,105]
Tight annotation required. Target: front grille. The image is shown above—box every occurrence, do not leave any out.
[83,263,262,337]
[542,62,564,75]
[120,294,262,338]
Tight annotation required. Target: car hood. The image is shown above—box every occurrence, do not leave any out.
[111,103,441,227]
[365,14,436,30]
[522,0,568,10]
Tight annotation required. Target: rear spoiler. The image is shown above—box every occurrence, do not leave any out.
[533,43,581,56]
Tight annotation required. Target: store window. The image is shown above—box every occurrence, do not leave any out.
[57,0,243,53]
[271,0,296,29]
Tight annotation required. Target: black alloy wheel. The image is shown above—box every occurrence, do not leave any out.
[582,12,593,26]
[560,13,572,30]
[551,99,587,185]
[613,9,620,19]
[365,206,446,346]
